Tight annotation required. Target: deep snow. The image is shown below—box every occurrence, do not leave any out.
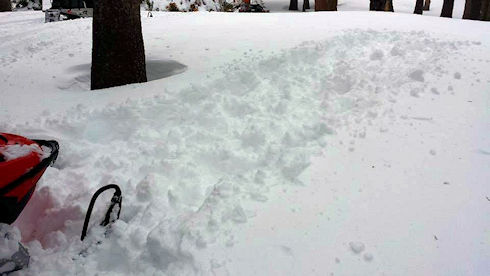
[0,8,489,276]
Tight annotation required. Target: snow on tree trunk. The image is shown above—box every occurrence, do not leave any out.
[414,0,424,14]
[0,0,12,11]
[441,0,455,17]
[91,0,147,90]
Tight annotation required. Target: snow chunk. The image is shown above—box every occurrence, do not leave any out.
[349,241,365,254]
[0,143,43,161]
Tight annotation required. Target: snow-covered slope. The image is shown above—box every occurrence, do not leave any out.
[0,10,489,276]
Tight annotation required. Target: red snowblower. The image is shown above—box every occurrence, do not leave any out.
[0,133,122,274]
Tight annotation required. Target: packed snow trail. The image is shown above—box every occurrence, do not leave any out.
[3,25,489,274]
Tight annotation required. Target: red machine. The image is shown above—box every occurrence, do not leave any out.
[0,133,59,225]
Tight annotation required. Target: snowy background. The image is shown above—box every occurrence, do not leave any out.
[1,1,490,275]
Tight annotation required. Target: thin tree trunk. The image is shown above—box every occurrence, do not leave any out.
[384,0,394,11]
[91,0,147,90]
[481,0,490,20]
[0,0,12,11]
[423,0,431,10]
[414,0,424,14]
[289,0,298,10]
[303,0,310,10]
[441,0,455,17]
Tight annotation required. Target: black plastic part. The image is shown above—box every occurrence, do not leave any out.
[81,184,122,241]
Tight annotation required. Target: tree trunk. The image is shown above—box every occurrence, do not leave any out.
[91,0,147,90]
[0,0,12,12]
[440,0,455,17]
[469,0,482,18]
[303,0,310,10]
[481,0,490,20]
[414,0,424,14]
[326,0,337,10]
[315,0,328,10]
[423,0,431,10]
[289,0,298,10]
[463,0,472,18]
[370,0,389,11]
[384,0,394,11]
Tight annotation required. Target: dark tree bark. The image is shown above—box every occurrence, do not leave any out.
[315,0,327,10]
[470,0,482,18]
[482,0,490,20]
[414,0,424,14]
[289,0,298,10]
[303,0,310,11]
[316,0,336,10]
[0,0,12,11]
[441,0,455,17]
[463,0,472,18]
[423,0,431,10]
[370,0,391,11]
[384,0,394,11]
[91,0,147,90]
[326,0,337,10]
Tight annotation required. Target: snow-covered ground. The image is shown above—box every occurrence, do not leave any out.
[1,6,489,276]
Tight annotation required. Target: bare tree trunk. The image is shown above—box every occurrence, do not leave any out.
[0,0,12,11]
[423,0,431,10]
[370,0,390,11]
[469,0,482,18]
[441,0,455,17]
[303,0,310,10]
[315,0,328,10]
[91,0,147,90]
[289,0,298,10]
[384,0,394,11]
[463,0,472,18]
[481,0,490,20]
[326,0,337,10]
[414,0,424,14]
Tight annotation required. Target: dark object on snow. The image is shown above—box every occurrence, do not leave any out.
[414,0,424,14]
[81,184,122,241]
[0,133,59,225]
[0,242,30,275]
[441,0,455,17]
[91,0,147,90]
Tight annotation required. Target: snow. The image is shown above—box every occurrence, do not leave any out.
[1,5,490,276]
[0,144,43,161]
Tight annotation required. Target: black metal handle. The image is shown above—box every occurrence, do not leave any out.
[81,184,122,241]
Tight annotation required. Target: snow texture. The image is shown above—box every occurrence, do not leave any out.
[0,7,489,276]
